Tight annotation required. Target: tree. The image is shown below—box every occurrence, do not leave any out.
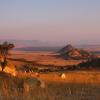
[0,42,14,58]
[0,57,8,71]
[0,42,14,71]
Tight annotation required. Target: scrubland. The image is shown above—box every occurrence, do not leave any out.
[0,51,100,100]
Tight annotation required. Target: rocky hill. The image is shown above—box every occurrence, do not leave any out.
[58,44,74,54]
[58,44,94,60]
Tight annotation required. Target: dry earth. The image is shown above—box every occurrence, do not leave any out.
[9,51,83,66]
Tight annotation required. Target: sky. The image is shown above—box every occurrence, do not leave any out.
[0,0,100,45]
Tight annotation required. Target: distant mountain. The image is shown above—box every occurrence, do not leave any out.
[0,39,100,52]
[0,40,60,48]
[77,44,100,51]
[15,46,61,51]
[0,39,62,51]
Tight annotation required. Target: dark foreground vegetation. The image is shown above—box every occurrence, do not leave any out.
[0,71,100,100]
[11,58,100,73]
[0,72,46,100]
[78,58,100,69]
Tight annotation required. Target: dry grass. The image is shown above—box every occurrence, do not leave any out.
[9,51,82,66]
[0,71,100,100]
[0,51,99,100]
[0,71,49,100]
[40,71,100,85]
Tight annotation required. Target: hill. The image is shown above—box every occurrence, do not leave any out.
[59,44,94,60]
[58,44,74,53]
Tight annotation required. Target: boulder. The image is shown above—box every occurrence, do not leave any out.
[59,73,66,79]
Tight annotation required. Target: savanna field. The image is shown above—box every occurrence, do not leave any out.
[0,50,100,100]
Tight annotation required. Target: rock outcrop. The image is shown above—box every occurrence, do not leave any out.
[58,44,74,54]
[59,44,94,60]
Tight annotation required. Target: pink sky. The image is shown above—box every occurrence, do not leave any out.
[0,0,100,45]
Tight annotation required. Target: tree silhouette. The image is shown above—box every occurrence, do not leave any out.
[0,42,14,71]
[0,57,8,71]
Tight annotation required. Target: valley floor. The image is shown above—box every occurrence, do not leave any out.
[4,51,100,100]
